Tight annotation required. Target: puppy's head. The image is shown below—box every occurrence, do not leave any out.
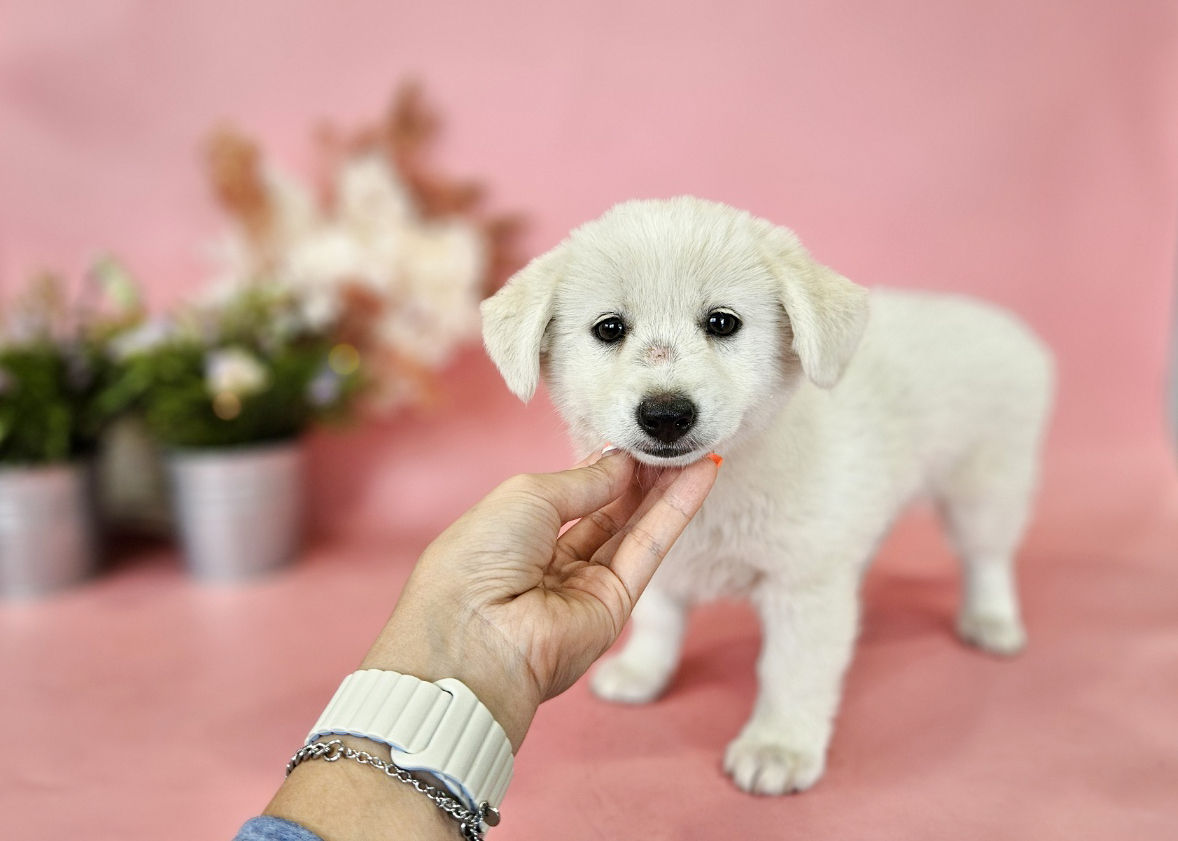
[481,197,869,465]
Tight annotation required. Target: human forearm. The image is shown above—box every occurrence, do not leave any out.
[251,453,718,841]
[359,593,541,753]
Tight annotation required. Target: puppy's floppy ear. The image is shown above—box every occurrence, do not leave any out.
[480,243,568,402]
[755,221,870,389]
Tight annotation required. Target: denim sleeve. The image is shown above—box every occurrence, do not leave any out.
[233,816,324,841]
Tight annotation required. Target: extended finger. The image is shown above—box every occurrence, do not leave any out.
[556,472,646,563]
[603,456,719,604]
[588,464,694,565]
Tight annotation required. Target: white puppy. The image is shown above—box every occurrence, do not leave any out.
[481,197,1053,795]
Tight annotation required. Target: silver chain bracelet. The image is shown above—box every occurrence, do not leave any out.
[287,739,501,841]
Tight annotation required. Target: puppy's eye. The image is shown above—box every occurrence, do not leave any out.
[593,316,627,344]
[705,310,741,337]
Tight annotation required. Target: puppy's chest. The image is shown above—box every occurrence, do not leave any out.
[657,478,788,600]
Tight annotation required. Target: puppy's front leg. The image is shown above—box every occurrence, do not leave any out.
[591,584,688,704]
[725,569,860,794]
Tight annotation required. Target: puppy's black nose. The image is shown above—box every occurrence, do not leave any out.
[636,395,697,444]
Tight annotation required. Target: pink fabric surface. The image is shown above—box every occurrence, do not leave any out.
[2,1,1177,839]
[1,402,1175,839]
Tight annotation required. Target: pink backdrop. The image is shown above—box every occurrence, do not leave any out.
[2,2,1177,839]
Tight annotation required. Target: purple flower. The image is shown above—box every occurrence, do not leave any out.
[306,366,342,407]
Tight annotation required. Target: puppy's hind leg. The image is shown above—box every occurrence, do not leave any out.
[591,584,688,704]
[935,441,1040,656]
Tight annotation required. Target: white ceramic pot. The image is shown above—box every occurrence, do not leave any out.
[167,441,303,582]
[0,462,97,599]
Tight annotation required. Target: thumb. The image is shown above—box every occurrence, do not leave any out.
[529,449,636,525]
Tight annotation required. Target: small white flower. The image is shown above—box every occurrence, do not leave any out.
[282,226,371,287]
[297,287,342,333]
[337,154,415,234]
[108,318,174,360]
[204,347,270,397]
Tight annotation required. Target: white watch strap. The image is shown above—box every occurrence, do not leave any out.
[306,670,514,811]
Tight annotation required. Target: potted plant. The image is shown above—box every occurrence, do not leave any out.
[106,283,363,582]
[0,270,133,598]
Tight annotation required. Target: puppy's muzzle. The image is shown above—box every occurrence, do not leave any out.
[636,394,697,444]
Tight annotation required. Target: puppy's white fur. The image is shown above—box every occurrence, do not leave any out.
[482,197,1053,795]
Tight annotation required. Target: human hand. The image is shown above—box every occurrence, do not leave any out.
[361,448,720,750]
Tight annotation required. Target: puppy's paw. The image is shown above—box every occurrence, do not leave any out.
[590,655,670,704]
[723,730,827,795]
[957,611,1026,656]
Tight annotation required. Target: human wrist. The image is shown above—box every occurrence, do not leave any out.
[266,735,463,841]
[297,670,513,841]
[359,622,539,752]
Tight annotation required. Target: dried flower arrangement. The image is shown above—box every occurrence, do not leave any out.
[97,83,521,450]
[205,81,523,411]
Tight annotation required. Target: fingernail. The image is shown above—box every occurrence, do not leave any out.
[707,453,723,466]
[600,444,621,458]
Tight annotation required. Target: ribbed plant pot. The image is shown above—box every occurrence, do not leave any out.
[167,441,303,582]
[0,462,97,599]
